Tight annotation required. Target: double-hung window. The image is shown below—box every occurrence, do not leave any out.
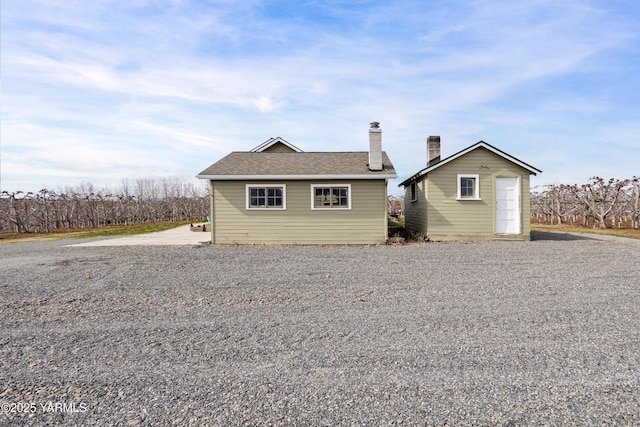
[311,184,351,209]
[457,174,480,200]
[246,185,286,209]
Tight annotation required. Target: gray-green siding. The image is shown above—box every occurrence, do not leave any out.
[210,179,388,244]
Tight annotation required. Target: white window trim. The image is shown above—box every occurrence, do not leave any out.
[310,184,352,210]
[457,174,481,200]
[246,184,287,210]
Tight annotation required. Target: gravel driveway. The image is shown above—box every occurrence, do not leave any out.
[1,232,639,425]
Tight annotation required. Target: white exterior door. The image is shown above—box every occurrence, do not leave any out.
[496,177,520,234]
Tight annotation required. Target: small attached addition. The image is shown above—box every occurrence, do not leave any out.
[398,139,541,241]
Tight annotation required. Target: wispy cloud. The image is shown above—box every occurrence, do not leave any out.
[2,0,638,193]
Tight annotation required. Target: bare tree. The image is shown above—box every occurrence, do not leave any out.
[0,191,35,232]
[532,177,635,229]
[1,178,210,233]
[581,177,630,229]
[631,177,640,229]
[387,195,404,218]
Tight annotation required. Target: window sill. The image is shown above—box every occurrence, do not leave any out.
[456,198,482,201]
[311,207,352,210]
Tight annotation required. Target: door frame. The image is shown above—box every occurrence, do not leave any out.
[495,176,521,235]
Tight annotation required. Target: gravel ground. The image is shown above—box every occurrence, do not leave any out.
[1,232,639,426]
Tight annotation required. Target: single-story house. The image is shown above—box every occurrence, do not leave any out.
[197,123,397,244]
[399,137,541,241]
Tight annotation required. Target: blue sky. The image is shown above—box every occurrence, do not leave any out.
[2,0,639,195]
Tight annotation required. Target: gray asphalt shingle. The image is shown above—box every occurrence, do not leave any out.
[197,151,396,177]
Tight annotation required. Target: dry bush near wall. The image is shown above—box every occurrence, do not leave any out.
[387,228,429,245]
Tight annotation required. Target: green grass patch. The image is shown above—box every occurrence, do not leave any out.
[388,217,405,236]
[531,223,640,240]
[0,221,193,244]
[388,216,405,229]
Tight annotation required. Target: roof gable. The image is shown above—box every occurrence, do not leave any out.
[250,137,302,153]
[399,141,541,186]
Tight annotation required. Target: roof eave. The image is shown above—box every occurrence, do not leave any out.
[197,173,397,180]
[398,141,541,187]
[398,173,425,187]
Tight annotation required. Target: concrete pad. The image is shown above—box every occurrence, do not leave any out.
[67,224,211,247]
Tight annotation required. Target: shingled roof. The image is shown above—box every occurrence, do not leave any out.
[197,151,396,180]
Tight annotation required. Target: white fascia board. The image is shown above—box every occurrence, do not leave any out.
[398,141,540,187]
[424,143,540,175]
[197,173,397,180]
[249,137,303,152]
[249,138,275,152]
[471,142,541,174]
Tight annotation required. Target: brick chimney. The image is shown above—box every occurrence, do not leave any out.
[427,135,441,167]
[368,122,383,171]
